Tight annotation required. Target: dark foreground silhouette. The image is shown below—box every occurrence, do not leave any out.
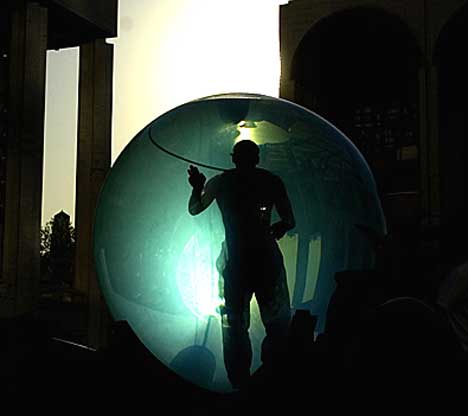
[187,140,295,389]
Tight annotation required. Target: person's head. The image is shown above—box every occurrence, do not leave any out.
[231,140,259,169]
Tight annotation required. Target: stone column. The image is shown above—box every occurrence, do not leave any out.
[75,39,113,348]
[1,2,47,317]
[418,63,441,228]
[426,65,440,226]
[418,65,429,226]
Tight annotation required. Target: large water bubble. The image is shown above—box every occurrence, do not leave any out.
[94,93,386,392]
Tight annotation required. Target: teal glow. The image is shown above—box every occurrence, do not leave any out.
[176,233,223,319]
[93,93,386,392]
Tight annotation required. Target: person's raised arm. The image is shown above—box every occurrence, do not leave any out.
[270,177,295,240]
[187,165,217,215]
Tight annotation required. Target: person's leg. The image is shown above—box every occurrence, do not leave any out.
[221,267,253,388]
[255,251,291,368]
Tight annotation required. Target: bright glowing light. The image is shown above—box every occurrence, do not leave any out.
[110,0,285,161]
[43,1,286,223]
[176,234,223,319]
[42,48,79,223]
[235,124,256,143]
[235,120,290,144]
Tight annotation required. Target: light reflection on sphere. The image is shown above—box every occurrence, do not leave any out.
[93,93,386,392]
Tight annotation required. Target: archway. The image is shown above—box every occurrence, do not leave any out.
[288,7,423,304]
[292,7,421,203]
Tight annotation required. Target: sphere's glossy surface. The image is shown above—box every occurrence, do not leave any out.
[94,93,386,392]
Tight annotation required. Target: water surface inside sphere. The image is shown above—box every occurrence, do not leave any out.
[94,93,386,393]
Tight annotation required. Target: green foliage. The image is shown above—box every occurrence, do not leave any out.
[40,211,76,284]
[40,219,53,257]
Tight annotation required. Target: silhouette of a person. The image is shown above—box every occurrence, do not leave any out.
[187,140,295,389]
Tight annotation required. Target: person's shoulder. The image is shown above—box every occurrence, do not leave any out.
[221,169,235,175]
[255,167,276,177]
[219,169,235,180]
[206,172,226,188]
[209,169,235,186]
[256,168,283,183]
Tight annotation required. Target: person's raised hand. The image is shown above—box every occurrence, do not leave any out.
[187,165,206,191]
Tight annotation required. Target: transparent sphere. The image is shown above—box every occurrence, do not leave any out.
[94,93,386,392]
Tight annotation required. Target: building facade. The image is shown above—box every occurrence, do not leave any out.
[280,0,468,263]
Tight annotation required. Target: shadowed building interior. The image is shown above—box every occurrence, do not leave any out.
[280,0,468,280]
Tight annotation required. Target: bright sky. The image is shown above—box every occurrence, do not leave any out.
[42,0,287,225]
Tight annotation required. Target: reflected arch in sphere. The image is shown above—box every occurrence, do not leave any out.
[93,93,386,393]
